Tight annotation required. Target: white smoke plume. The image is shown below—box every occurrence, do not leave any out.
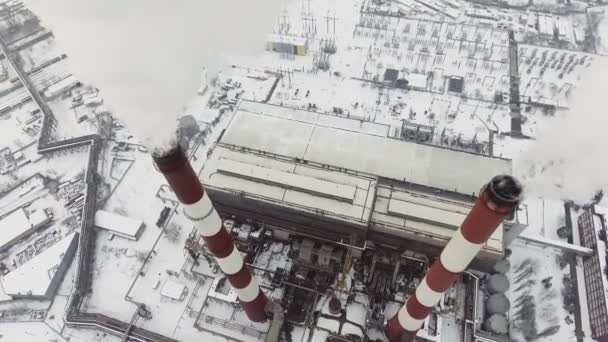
[516,57,608,204]
[25,0,280,153]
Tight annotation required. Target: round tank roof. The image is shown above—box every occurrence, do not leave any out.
[484,314,509,334]
[486,293,510,314]
[488,274,510,294]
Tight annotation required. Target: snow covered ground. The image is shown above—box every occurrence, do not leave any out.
[508,241,576,342]
[0,321,67,342]
[83,153,168,322]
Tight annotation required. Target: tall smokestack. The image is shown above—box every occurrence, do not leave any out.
[153,145,268,322]
[385,175,522,342]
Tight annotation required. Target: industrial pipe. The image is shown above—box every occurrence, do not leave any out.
[385,175,522,342]
[153,145,268,322]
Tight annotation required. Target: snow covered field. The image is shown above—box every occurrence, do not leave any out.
[508,241,576,342]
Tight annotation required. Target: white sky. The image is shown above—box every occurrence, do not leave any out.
[25,0,281,153]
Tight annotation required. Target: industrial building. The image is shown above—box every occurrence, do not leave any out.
[201,101,522,269]
[404,73,428,91]
[42,74,80,100]
[0,207,52,252]
[160,280,188,301]
[94,210,145,241]
[1,233,78,300]
[578,206,608,342]
[266,34,308,56]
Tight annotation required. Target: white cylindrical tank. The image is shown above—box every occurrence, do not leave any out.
[486,293,510,314]
[487,274,510,294]
[484,314,509,335]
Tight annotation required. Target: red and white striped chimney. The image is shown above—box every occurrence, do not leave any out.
[385,175,522,342]
[153,145,268,322]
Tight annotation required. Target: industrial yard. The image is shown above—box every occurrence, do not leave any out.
[0,0,605,342]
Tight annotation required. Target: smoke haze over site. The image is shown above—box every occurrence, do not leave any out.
[19,1,608,204]
[516,57,608,204]
[26,0,280,153]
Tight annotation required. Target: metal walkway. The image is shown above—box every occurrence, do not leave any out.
[517,234,593,257]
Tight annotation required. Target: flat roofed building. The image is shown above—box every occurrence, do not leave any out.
[202,101,512,268]
[42,74,80,100]
[160,280,187,301]
[371,181,503,267]
[0,208,51,252]
[1,233,78,300]
[94,210,145,241]
[266,34,308,56]
[405,73,429,91]
[203,145,376,243]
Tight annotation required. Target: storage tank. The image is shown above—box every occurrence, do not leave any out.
[493,258,510,274]
[486,293,510,314]
[484,314,509,334]
[487,274,510,294]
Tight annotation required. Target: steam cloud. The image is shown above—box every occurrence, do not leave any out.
[516,57,608,204]
[26,0,280,153]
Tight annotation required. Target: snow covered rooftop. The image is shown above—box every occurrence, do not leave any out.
[160,280,186,301]
[220,101,511,196]
[42,74,79,99]
[28,209,49,227]
[405,73,429,89]
[0,208,33,250]
[217,159,357,202]
[267,33,307,46]
[372,182,503,255]
[94,210,144,240]
[1,233,77,298]
[202,145,376,228]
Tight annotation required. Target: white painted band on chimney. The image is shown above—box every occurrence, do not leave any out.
[398,305,426,332]
[416,277,445,308]
[183,192,222,237]
[234,278,260,303]
[216,246,245,275]
[439,229,483,273]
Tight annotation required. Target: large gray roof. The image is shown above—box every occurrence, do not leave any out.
[220,101,511,196]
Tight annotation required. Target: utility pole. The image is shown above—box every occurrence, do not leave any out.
[303,15,315,37]
[279,13,290,34]
[325,12,338,35]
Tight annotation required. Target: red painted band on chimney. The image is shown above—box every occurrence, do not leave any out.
[203,228,234,258]
[459,194,507,244]
[400,330,417,342]
[425,262,459,293]
[240,291,268,322]
[405,296,433,320]
[153,148,203,205]
[228,266,253,289]
[385,316,406,342]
